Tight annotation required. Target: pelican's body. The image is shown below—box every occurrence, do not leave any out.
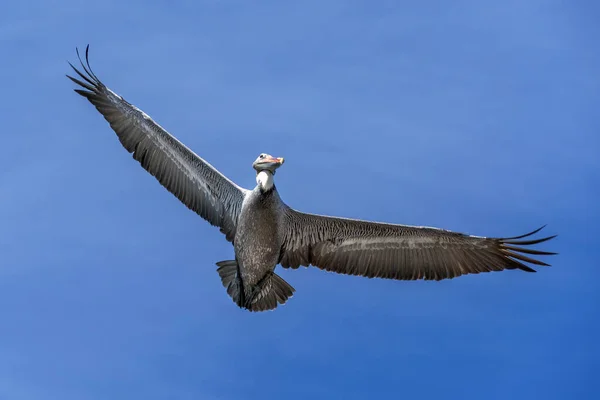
[236,186,283,284]
[67,46,557,312]
[228,181,292,309]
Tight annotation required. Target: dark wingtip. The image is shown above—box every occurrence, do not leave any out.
[505,234,557,246]
[73,89,92,98]
[501,225,547,240]
[495,225,557,272]
[68,44,105,91]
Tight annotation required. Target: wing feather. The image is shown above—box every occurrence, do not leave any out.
[280,208,556,281]
[67,46,247,242]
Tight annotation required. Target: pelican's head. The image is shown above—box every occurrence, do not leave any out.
[252,153,285,175]
[253,153,284,192]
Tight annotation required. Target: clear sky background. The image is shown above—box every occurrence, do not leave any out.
[1,1,598,399]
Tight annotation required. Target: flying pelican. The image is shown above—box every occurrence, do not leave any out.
[67,46,557,312]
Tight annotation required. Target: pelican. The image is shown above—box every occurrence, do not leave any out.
[67,46,557,312]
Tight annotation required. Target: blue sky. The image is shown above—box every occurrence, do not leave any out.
[1,0,598,399]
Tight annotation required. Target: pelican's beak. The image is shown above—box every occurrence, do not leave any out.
[264,156,284,165]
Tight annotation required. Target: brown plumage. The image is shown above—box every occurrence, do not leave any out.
[68,46,557,312]
[280,212,555,281]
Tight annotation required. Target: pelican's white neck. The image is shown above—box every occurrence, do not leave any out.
[256,170,274,191]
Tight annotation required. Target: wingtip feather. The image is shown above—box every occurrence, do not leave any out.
[501,225,547,240]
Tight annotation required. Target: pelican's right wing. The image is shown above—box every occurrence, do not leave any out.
[67,46,247,242]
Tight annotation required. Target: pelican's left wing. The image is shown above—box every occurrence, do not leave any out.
[280,207,557,280]
[67,46,247,242]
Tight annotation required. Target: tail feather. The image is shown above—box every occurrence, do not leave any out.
[247,271,295,312]
[216,260,244,308]
[216,260,295,312]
